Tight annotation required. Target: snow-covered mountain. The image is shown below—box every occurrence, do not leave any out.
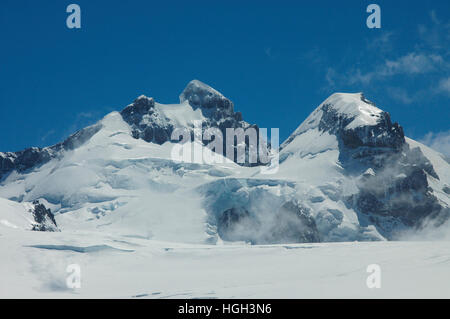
[0,80,449,244]
[276,92,450,240]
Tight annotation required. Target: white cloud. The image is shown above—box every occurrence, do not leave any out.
[325,9,449,100]
[382,53,443,76]
[419,130,450,157]
[437,77,450,95]
[341,52,445,89]
[347,68,374,85]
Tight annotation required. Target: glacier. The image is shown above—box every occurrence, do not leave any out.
[0,80,449,298]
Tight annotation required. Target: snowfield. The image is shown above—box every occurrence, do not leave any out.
[1,225,450,298]
[0,81,449,298]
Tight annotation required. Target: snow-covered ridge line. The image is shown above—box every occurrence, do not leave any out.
[281,92,404,153]
[0,79,448,244]
[0,123,102,180]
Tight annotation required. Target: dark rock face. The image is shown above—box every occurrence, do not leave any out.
[29,200,58,232]
[179,79,234,111]
[0,123,102,181]
[0,79,264,185]
[280,93,449,239]
[318,102,405,151]
[217,201,320,244]
[60,123,102,150]
[444,186,450,195]
[309,95,448,238]
[1,86,447,242]
[350,145,447,238]
[0,148,51,178]
[120,95,175,145]
[120,80,266,166]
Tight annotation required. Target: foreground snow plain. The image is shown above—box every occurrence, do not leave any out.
[1,224,450,298]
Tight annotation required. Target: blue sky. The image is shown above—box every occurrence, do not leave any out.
[1,0,449,155]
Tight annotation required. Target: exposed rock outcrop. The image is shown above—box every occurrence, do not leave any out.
[282,92,448,239]
[0,123,102,180]
[120,80,265,165]
[29,200,58,232]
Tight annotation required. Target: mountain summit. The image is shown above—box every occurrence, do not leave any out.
[180,79,234,111]
[283,92,404,150]
[0,81,449,243]
[278,91,448,240]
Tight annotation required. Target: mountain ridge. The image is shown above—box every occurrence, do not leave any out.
[0,80,449,243]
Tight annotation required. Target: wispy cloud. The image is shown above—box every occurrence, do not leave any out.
[40,130,56,143]
[76,112,95,119]
[264,47,273,58]
[437,77,450,95]
[325,10,450,105]
[382,53,443,76]
[325,68,336,87]
[387,87,415,104]
[365,31,395,52]
[61,111,100,142]
[419,130,450,157]
[429,10,440,25]
[417,10,450,50]
[323,9,450,102]
[344,52,445,86]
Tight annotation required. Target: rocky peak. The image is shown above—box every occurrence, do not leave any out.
[118,80,259,165]
[179,80,234,112]
[283,92,405,151]
[278,92,445,239]
[120,95,156,127]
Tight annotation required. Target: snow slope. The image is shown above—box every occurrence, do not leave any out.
[287,93,384,137]
[0,81,449,298]
[0,198,35,230]
[0,111,245,244]
[0,85,449,243]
